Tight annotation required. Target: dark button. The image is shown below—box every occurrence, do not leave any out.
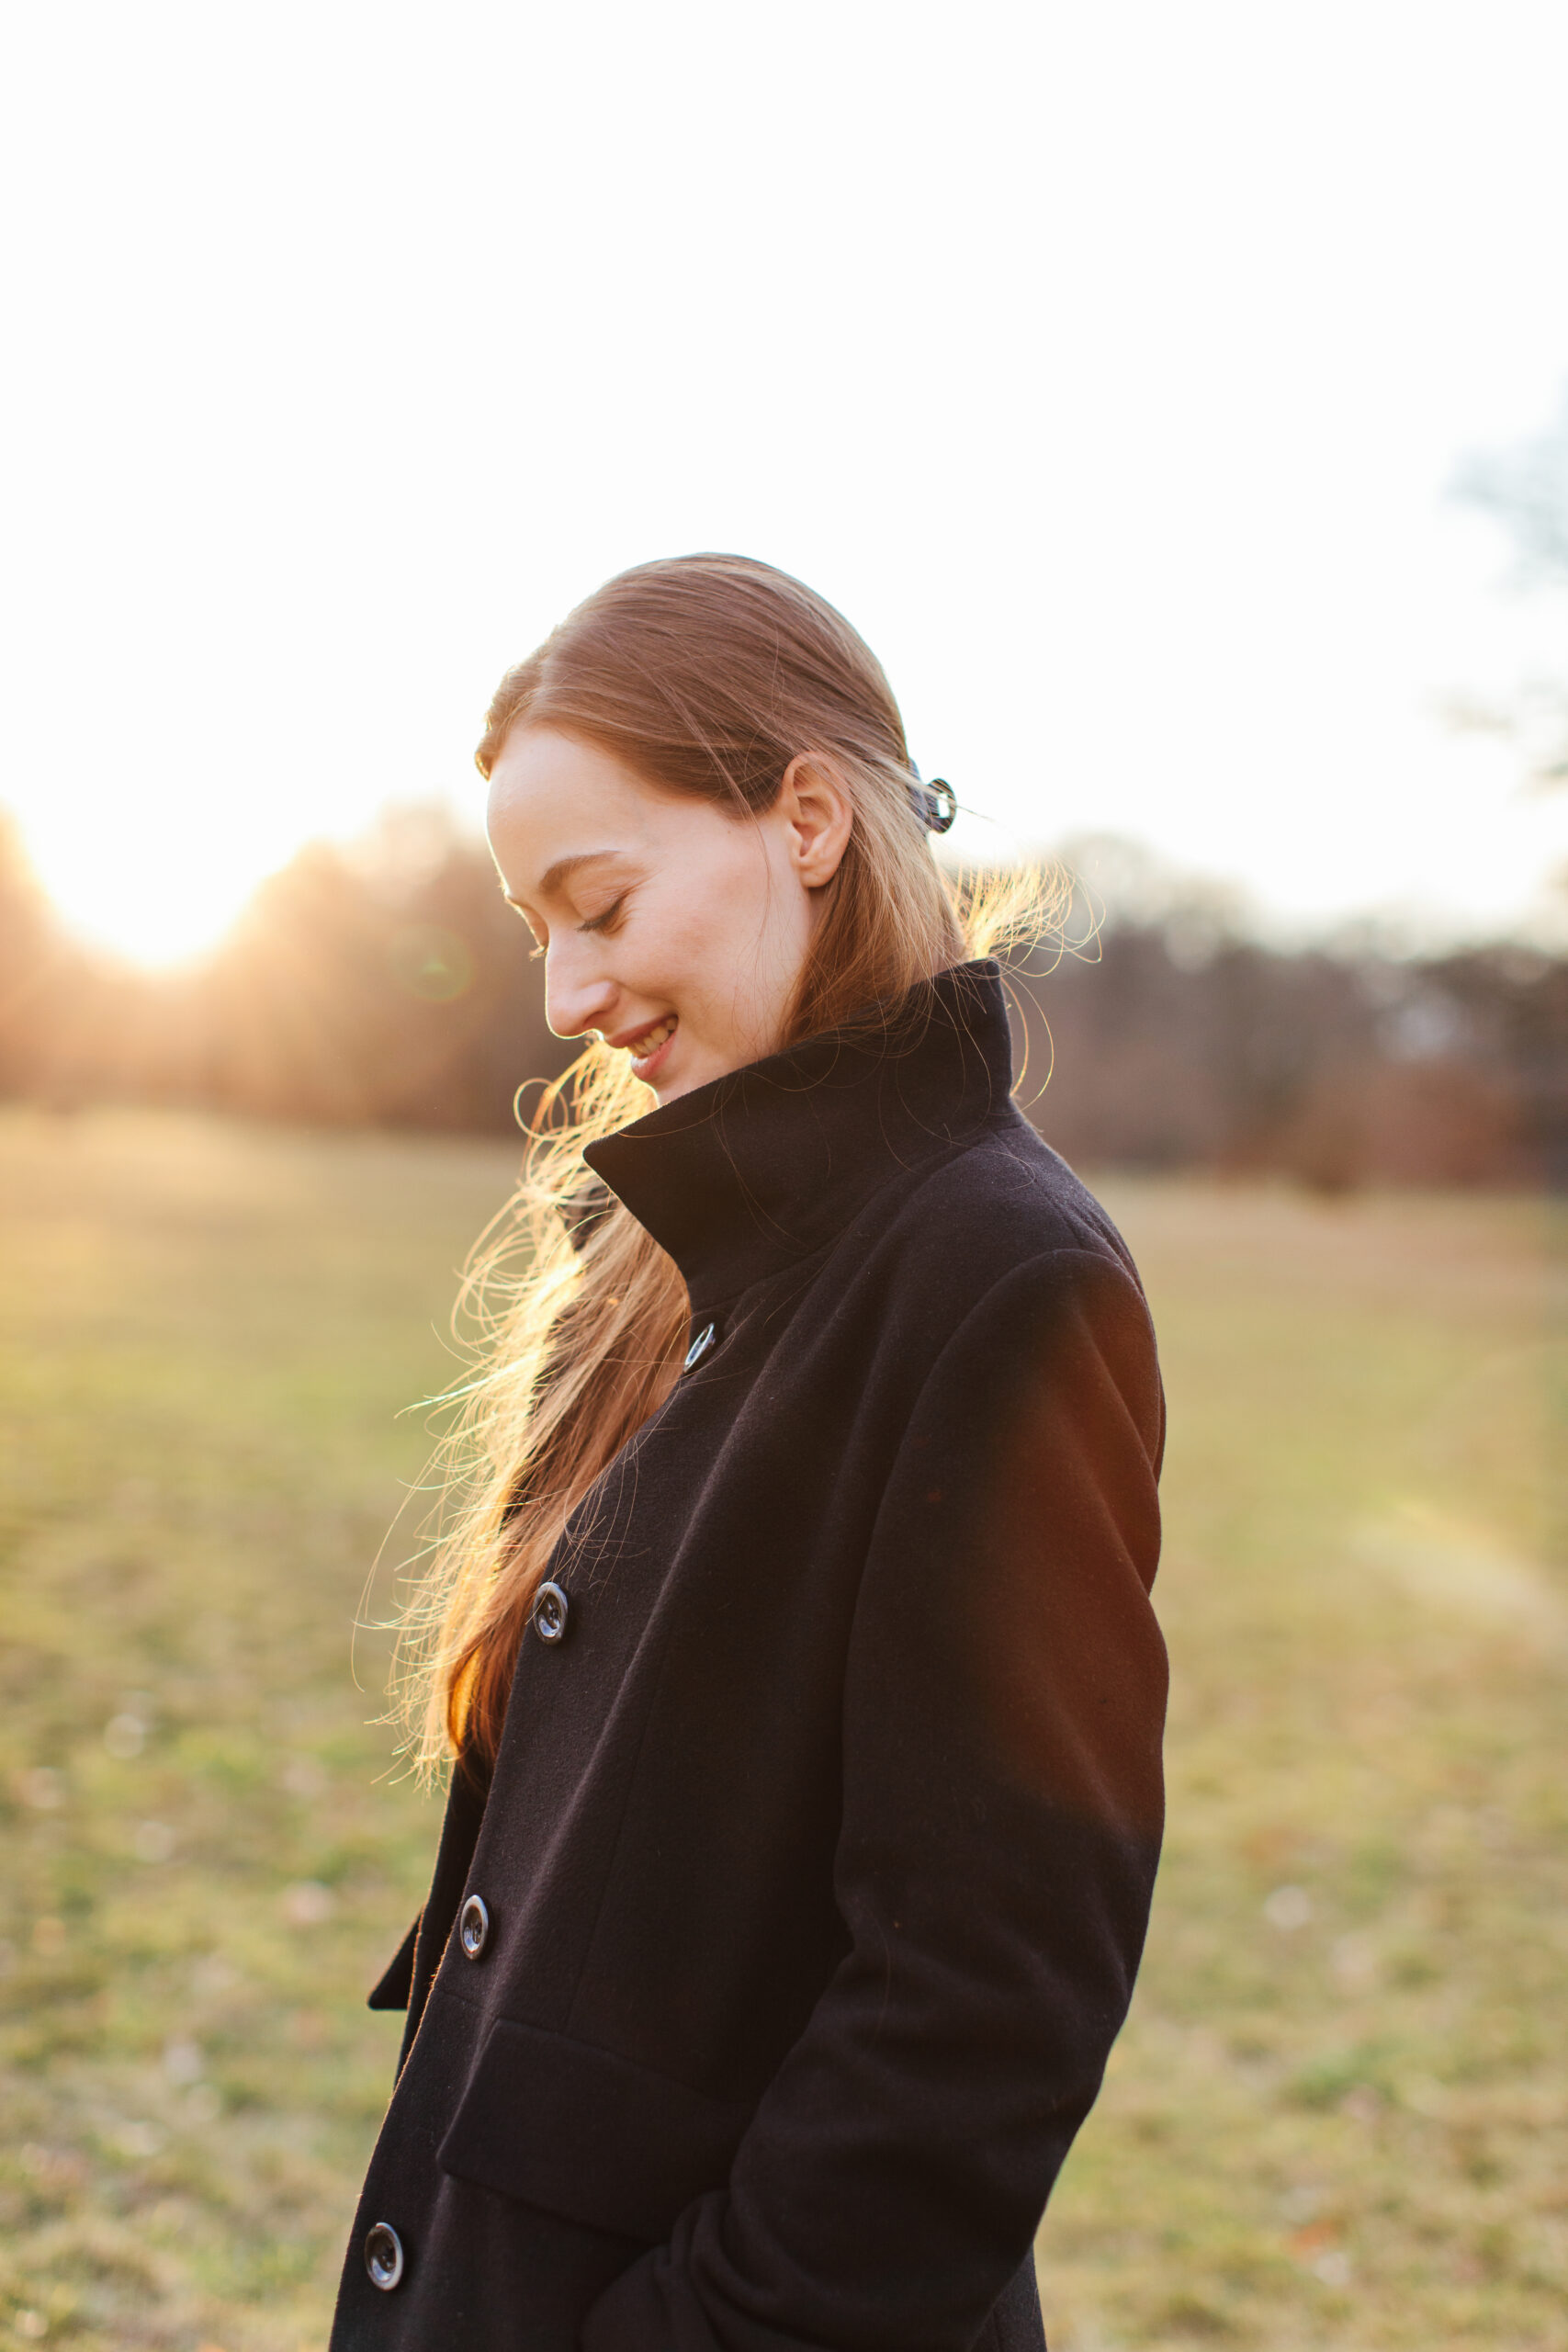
[365,2221,404,2290]
[683,1321,716,1372]
[532,1579,570,1645]
[458,1893,491,1960]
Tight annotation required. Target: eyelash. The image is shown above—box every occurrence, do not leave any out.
[510,888,628,957]
[578,893,627,937]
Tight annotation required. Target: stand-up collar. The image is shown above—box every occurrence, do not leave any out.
[583,960,1015,1309]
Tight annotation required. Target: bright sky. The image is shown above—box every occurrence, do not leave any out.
[5,0,1568,962]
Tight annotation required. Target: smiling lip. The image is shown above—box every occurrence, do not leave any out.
[609,1012,679,1080]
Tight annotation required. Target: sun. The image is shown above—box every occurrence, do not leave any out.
[22,810,286,967]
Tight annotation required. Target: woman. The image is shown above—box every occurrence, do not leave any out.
[333,554,1167,2352]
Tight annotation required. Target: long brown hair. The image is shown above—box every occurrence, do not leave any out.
[395,554,1060,1779]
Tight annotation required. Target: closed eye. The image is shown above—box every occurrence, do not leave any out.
[578,893,628,936]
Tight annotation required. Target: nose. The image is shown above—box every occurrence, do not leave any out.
[544,938,617,1043]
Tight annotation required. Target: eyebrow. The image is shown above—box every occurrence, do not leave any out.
[502,849,629,908]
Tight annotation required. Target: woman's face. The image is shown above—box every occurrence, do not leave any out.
[487,726,852,1103]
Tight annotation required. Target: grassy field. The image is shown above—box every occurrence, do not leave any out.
[1,1110,1563,2351]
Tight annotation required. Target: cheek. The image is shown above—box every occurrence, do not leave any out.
[648,834,807,1026]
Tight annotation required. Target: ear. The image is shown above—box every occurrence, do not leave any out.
[778,754,854,889]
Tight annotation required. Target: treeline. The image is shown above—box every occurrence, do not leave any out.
[0,808,568,1132]
[1010,922,1565,1191]
[3,809,1564,1189]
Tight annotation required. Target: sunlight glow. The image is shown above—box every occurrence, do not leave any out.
[36,857,255,966]
[6,1,1568,957]
[24,804,318,966]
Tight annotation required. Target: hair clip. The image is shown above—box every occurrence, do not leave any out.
[907,766,957,834]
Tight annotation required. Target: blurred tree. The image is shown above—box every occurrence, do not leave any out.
[0,806,571,1135]
[1011,845,1551,1191]
[0,812,66,1096]
[208,811,571,1129]
[1,808,1562,1189]
[1454,389,1568,788]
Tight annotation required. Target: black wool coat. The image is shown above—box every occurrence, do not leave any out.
[332,960,1167,2352]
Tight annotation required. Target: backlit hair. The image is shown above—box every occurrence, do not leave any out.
[396,554,1061,1778]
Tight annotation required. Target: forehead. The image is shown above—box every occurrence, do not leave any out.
[486,728,665,889]
[486,726,747,899]
[487,727,650,826]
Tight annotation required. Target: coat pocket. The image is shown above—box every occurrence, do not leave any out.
[435,2015,754,2245]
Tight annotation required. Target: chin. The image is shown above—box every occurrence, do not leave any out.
[649,1041,732,1104]
[645,1031,768,1107]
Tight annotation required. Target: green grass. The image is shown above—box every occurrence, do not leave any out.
[1,1113,1564,2351]
[1041,1182,1568,2350]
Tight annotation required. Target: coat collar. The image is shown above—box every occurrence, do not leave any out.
[583,959,1016,1311]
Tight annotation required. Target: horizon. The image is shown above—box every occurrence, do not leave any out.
[6,793,1562,974]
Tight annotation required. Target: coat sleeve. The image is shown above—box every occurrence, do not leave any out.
[581,1246,1168,2352]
